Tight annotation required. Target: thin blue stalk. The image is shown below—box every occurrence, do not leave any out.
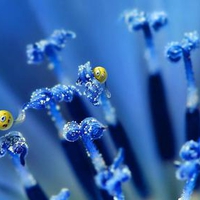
[182,50,199,112]
[77,61,150,198]
[63,118,131,200]
[48,102,66,137]
[165,32,200,141]
[143,24,159,74]
[81,133,106,172]
[48,52,70,85]
[101,92,117,126]
[182,50,199,140]
[13,156,48,200]
[47,103,106,200]
[123,9,175,160]
[180,173,197,200]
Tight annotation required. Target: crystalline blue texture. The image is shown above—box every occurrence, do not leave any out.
[24,88,53,110]
[0,131,28,166]
[63,118,131,198]
[176,140,200,181]
[176,139,200,199]
[77,62,94,85]
[51,84,81,103]
[165,32,200,62]
[63,117,105,142]
[24,84,80,110]
[176,160,200,180]
[77,62,104,106]
[80,117,106,140]
[165,42,182,62]
[50,29,76,50]
[123,9,167,32]
[27,43,45,64]
[27,29,76,65]
[63,121,80,142]
[181,31,200,52]
[123,9,147,31]
[179,140,200,161]
[149,12,167,31]
[84,81,103,106]
[95,148,131,198]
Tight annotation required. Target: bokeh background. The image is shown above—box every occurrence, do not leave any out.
[0,0,200,199]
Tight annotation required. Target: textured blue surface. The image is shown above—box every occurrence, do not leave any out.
[63,117,131,199]
[176,140,200,199]
[1,1,200,200]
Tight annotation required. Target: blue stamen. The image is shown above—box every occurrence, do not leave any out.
[123,9,167,74]
[77,61,150,197]
[176,140,200,200]
[23,84,111,199]
[166,31,200,140]
[63,117,131,199]
[27,29,76,83]
[26,31,149,199]
[123,9,176,161]
[166,31,199,112]
[0,131,48,200]
[23,84,80,111]
[77,62,117,124]
[0,131,28,166]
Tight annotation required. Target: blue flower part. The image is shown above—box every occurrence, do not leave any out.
[95,148,131,197]
[181,31,200,52]
[176,160,200,180]
[27,29,76,65]
[50,29,76,50]
[24,84,80,111]
[84,81,103,106]
[180,140,200,161]
[51,84,81,103]
[80,117,106,140]
[165,42,183,62]
[27,42,46,64]
[0,131,28,166]
[123,9,147,31]
[149,11,167,31]
[50,188,70,200]
[63,121,80,142]
[77,62,105,106]
[24,88,53,110]
[76,62,94,85]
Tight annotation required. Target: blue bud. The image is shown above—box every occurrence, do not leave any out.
[27,43,45,64]
[149,12,167,31]
[50,29,76,50]
[0,131,28,166]
[77,62,94,85]
[181,31,200,52]
[63,121,80,142]
[180,140,200,161]
[165,42,182,62]
[28,88,53,109]
[80,118,106,140]
[84,81,103,106]
[123,9,147,31]
[176,160,200,180]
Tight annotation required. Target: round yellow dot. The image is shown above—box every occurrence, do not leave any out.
[93,66,108,83]
[0,110,14,131]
